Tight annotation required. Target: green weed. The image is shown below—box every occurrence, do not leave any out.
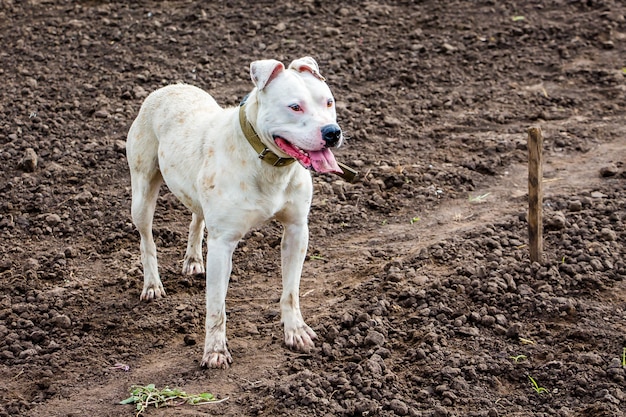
[509,355,527,363]
[527,375,548,394]
[120,384,226,416]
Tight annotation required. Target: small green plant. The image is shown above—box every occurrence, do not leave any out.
[528,375,548,394]
[309,254,326,261]
[120,384,226,416]
[512,15,525,22]
[410,216,420,224]
[622,347,626,367]
[510,354,527,363]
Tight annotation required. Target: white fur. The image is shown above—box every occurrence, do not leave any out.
[126,57,340,368]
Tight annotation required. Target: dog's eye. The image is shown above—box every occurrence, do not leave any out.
[326,99,334,108]
[289,104,303,112]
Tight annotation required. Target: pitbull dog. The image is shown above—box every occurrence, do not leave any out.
[126,57,343,368]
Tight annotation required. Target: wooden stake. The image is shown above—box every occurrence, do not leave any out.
[527,127,543,263]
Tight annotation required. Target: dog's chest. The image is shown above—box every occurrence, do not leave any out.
[192,165,310,226]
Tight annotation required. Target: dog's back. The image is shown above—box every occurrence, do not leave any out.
[126,84,221,178]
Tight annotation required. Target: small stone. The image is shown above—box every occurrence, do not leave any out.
[321,342,333,357]
[383,116,403,128]
[19,148,38,172]
[366,353,385,376]
[245,322,260,335]
[183,334,197,346]
[26,77,38,88]
[19,348,38,358]
[599,228,617,241]
[24,258,40,271]
[50,315,72,329]
[75,190,93,203]
[94,109,110,118]
[440,366,461,379]
[590,191,606,199]
[599,164,619,177]
[442,42,457,52]
[458,326,480,337]
[364,330,385,347]
[45,213,62,226]
[568,200,582,212]
[481,315,496,327]
[545,211,567,230]
[341,312,354,327]
[133,85,148,99]
[0,350,15,360]
[275,22,286,31]
[506,323,522,338]
[324,27,341,36]
[114,140,126,153]
[355,398,378,414]
[389,399,409,415]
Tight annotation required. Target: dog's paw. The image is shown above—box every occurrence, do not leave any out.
[140,283,166,301]
[284,324,317,352]
[182,257,205,275]
[201,350,233,369]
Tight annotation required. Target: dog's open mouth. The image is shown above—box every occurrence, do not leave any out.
[274,137,343,174]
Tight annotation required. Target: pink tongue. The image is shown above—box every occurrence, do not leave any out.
[309,148,342,174]
[275,138,343,174]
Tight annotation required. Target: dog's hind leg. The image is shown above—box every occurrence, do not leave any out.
[130,169,165,300]
[182,213,205,275]
[127,114,166,301]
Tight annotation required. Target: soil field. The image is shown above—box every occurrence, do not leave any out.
[1,0,625,416]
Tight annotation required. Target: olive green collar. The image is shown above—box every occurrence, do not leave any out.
[238,103,296,167]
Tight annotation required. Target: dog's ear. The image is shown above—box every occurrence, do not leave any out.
[250,59,285,91]
[288,56,326,81]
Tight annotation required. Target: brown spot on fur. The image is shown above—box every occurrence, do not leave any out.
[286,293,297,310]
[239,181,247,191]
[202,174,216,191]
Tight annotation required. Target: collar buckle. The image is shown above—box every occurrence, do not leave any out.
[258,148,270,160]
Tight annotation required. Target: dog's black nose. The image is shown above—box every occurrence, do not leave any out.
[321,124,342,147]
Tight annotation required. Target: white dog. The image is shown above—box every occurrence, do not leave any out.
[126,57,345,368]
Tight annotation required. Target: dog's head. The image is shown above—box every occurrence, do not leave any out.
[247,57,343,174]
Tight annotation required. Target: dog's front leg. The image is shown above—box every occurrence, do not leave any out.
[201,236,237,369]
[280,221,317,351]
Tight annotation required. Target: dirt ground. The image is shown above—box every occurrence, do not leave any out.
[1,0,625,416]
